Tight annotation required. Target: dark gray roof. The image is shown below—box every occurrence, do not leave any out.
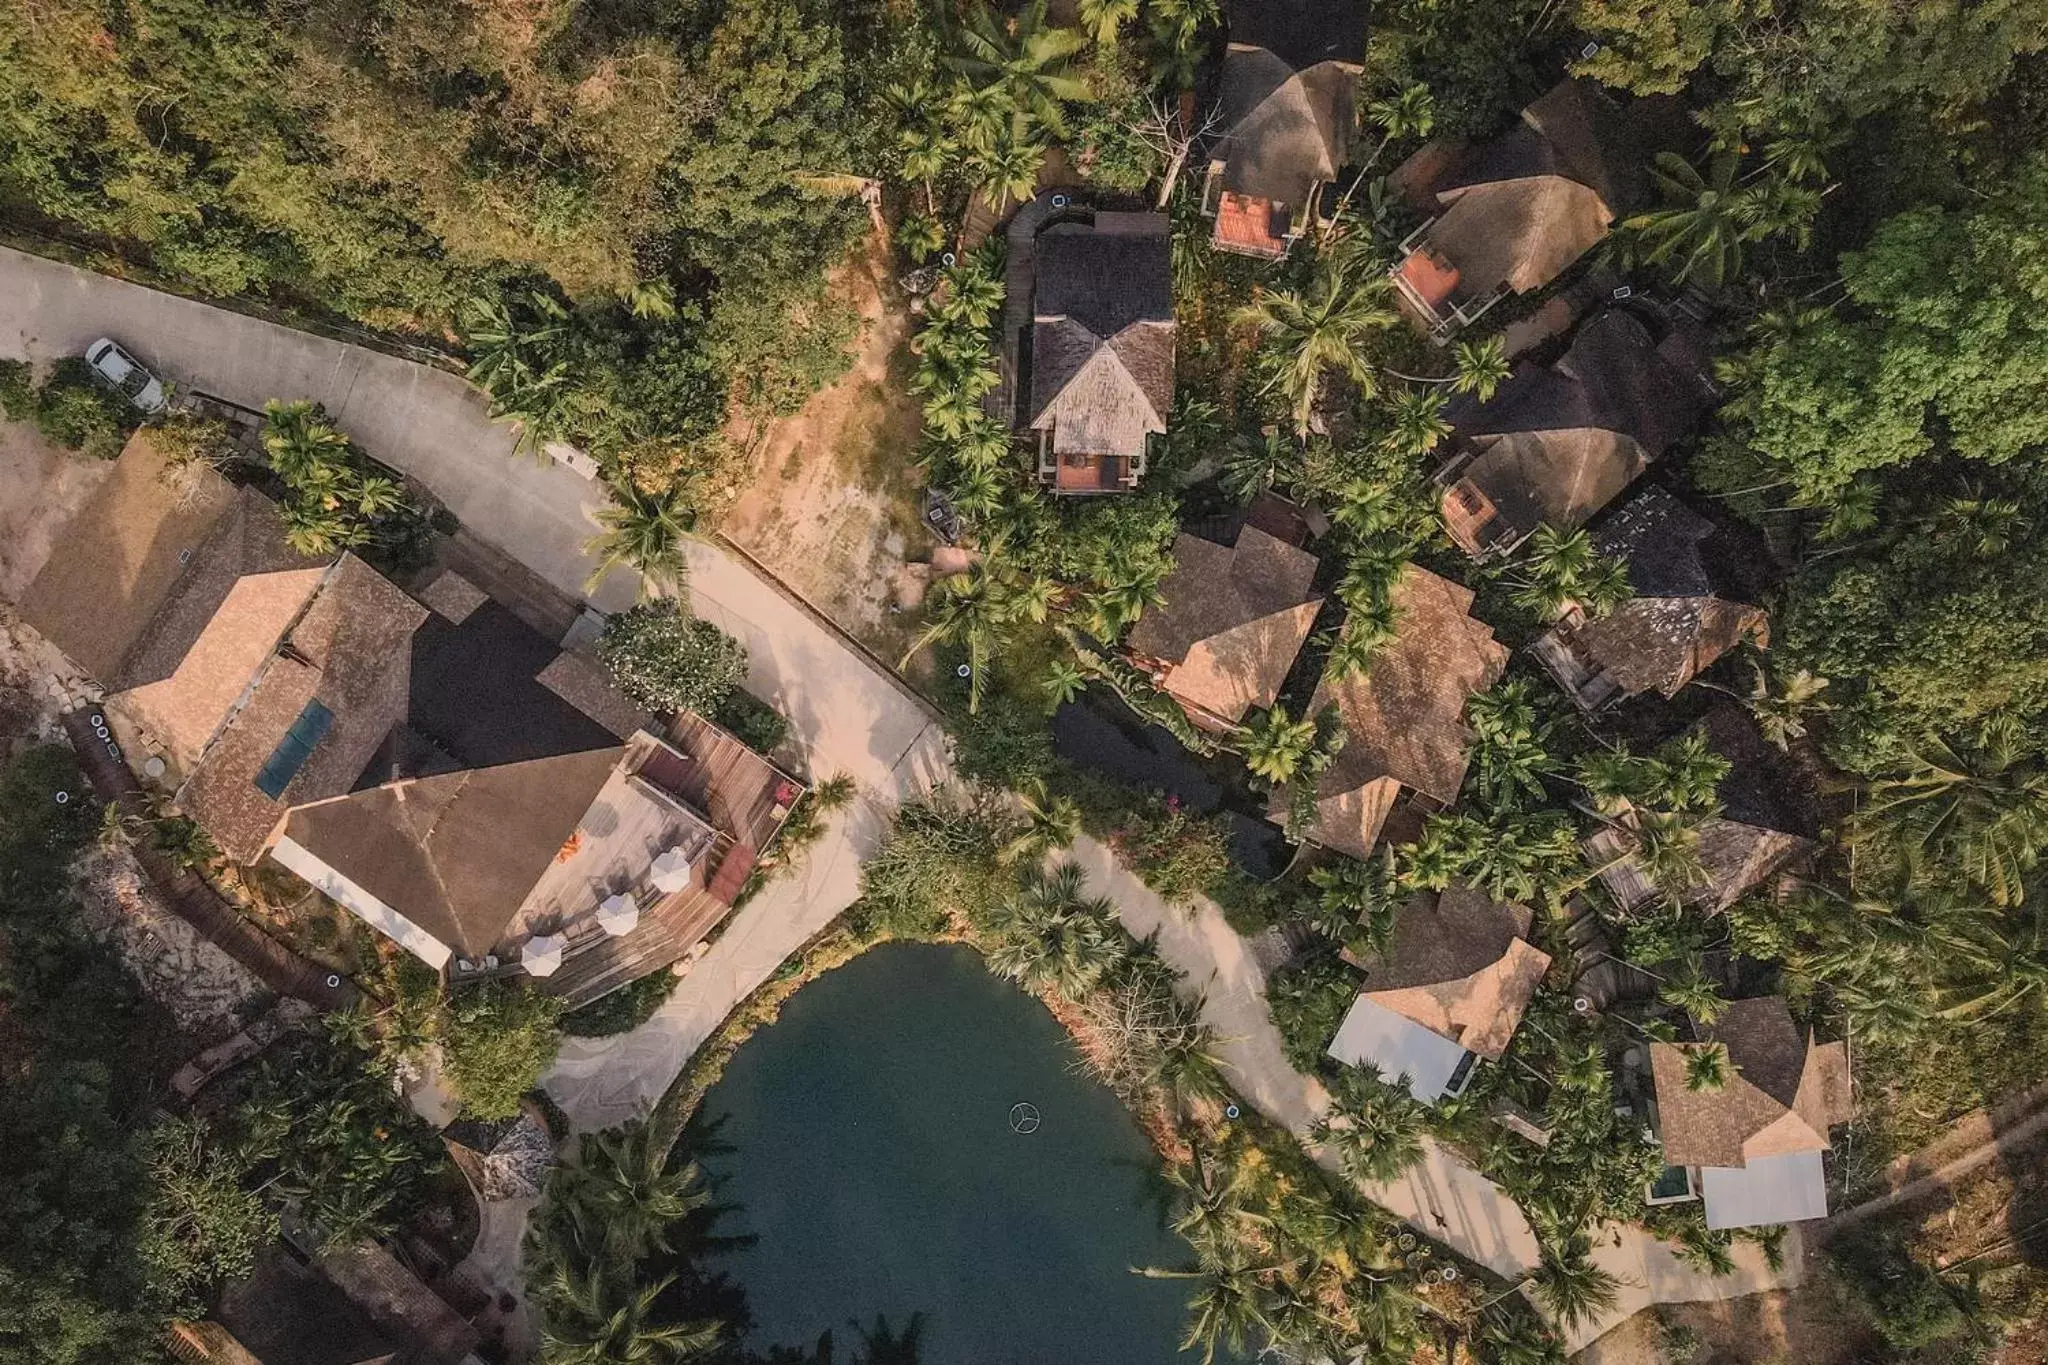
[215,1245,404,1365]
[1029,219,1175,459]
[1590,486,1714,598]
[1226,0,1368,71]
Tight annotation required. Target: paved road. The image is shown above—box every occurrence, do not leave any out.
[0,244,632,610]
[1064,837,1796,1350]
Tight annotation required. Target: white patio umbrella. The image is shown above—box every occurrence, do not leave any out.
[649,846,694,894]
[521,933,566,978]
[597,892,640,937]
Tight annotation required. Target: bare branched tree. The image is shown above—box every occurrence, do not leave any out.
[1131,97,1222,209]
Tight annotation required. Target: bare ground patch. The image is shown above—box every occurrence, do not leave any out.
[0,417,111,602]
[721,235,928,651]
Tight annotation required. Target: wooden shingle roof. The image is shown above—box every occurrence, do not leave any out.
[1652,996,1851,1169]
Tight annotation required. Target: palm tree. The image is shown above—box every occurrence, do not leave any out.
[1527,1230,1622,1332]
[1385,389,1452,456]
[280,501,368,557]
[1312,1067,1426,1183]
[551,1125,715,1270]
[1451,336,1511,401]
[537,1266,722,1365]
[1222,426,1301,503]
[1745,664,1829,750]
[262,400,353,484]
[1042,659,1087,707]
[1510,524,1630,619]
[1633,810,1709,904]
[1003,781,1081,862]
[586,482,695,595]
[1682,1041,1733,1092]
[986,860,1127,998]
[942,0,1090,137]
[1847,724,2048,905]
[1661,960,1729,1025]
[1322,618,1387,682]
[1237,250,1399,435]
[899,557,1020,713]
[1624,148,1751,288]
[1146,0,1219,90]
[1077,0,1137,46]
[967,115,1048,211]
[460,290,571,394]
[1134,1245,1283,1365]
[1242,704,1318,785]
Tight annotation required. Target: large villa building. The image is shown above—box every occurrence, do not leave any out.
[22,433,798,1005]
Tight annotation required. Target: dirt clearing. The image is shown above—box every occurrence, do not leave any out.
[721,234,928,650]
[0,417,110,602]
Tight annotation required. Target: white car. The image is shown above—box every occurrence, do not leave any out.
[84,337,168,415]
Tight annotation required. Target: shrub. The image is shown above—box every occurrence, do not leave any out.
[1268,946,1358,1073]
[953,690,1057,788]
[441,980,566,1120]
[713,688,788,754]
[0,358,34,418]
[598,600,748,716]
[1828,1224,1968,1350]
[1116,800,1233,906]
[563,970,679,1038]
[855,797,1016,939]
[34,358,133,458]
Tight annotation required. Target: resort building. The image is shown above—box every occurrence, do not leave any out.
[1437,308,1715,558]
[21,432,799,1006]
[1202,0,1368,258]
[1327,884,1552,1103]
[1025,211,1176,494]
[1649,996,1852,1229]
[1123,523,1321,732]
[1389,80,1639,337]
[1531,486,1769,711]
[1582,704,1815,915]
[1275,566,1507,858]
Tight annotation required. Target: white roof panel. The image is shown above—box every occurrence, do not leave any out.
[1327,993,1471,1104]
[1700,1150,1829,1230]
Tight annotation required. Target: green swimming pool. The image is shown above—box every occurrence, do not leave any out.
[696,941,1201,1363]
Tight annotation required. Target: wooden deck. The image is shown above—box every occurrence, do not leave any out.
[540,715,803,1007]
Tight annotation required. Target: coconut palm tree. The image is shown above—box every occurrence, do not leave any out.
[967,115,1048,211]
[899,557,1022,713]
[1527,1229,1622,1332]
[1242,704,1318,785]
[1222,426,1301,503]
[1624,148,1752,288]
[1847,723,2048,905]
[942,0,1090,138]
[1077,0,1137,46]
[1682,1041,1733,1092]
[1661,959,1730,1025]
[1510,524,1633,619]
[536,1266,722,1365]
[1385,388,1452,456]
[1237,250,1399,435]
[1134,1244,1284,1365]
[550,1124,714,1270]
[1744,664,1829,750]
[1451,336,1512,402]
[586,482,695,595]
[1003,780,1081,862]
[1312,1067,1426,1183]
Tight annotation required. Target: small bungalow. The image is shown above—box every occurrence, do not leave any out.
[177,1237,477,1365]
[1531,486,1768,712]
[1027,212,1175,494]
[1123,524,1321,732]
[1275,566,1507,858]
[1327,884,1552,1103]
[1582,704,1816,915]
[1437,308,1715,558]
[1390,80,1640,336]
[1649,996,1852,1229]
[443,1101,556,1203]
[1202,0,1368,258]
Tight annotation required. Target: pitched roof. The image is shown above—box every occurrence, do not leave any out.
[282,746,626,959]
[1215,48,1357,208]
[1285,567,1507,857]
[1584,818,1813,915]
[1225,0,1368,71]
[444,1106,555,1201]
[313,1240,479,1365]
[1561,596,1769,698]
[214,1245,403,1365]
[1444,310,1715,549]
[1029,220,1175,459]
[178,556,429,863]
[1589,485,1715,598]
[1421,81,1640,297]
[1353,885,1551,1058]
[1652,996,1852,1169]
[1125,527,1321,725]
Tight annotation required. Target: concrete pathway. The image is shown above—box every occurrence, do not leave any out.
[1064,836,1796,1351]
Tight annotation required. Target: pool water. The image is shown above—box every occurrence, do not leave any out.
[696,942,1202,1363]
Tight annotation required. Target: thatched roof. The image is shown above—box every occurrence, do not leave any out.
[1443,310,1715,552]
[1283,567,1507,857]
[1215,49,1357,208]
[1584,819,1813,915]
[1125,526,1321,726]
[1353,885,1551,1059]
[1029,219,1175,459]
[1590,486,1715,598]
[1652,996,1851,1169]
[1561,596,1769,699]
[1420,80,1640,298]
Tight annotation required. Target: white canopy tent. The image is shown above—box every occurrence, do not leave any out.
[1326,994,1473,1104]
[521,933,567,978]
[597,892,641,937]
[1699,1150,1829,1230]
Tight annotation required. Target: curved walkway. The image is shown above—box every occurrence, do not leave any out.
[1064,837,1796,1351]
